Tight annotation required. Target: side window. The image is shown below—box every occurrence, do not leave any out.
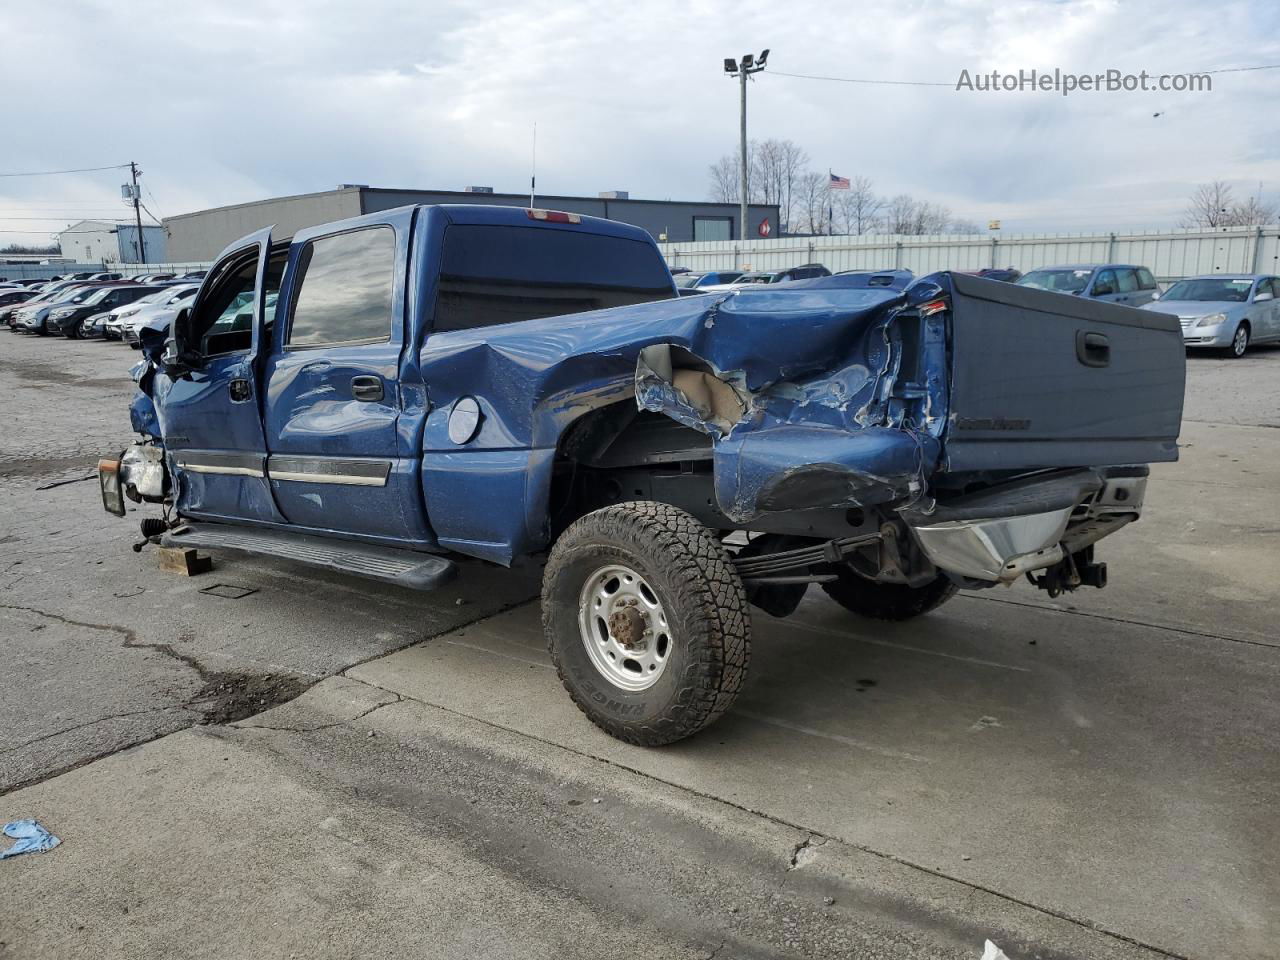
[286,227,395,348]
[1093,269,1117,295]
[1136,268,1157,290]
[1117,269,1139,293]
[1264,278,1279,298]
[187,251,258,357]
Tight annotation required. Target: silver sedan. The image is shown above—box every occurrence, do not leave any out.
[1141,274,1280,357]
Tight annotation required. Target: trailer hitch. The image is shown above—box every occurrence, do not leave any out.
[1026,544,1107,597]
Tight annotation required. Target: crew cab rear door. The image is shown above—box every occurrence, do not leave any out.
[260,207,432,544]
[163,227,285,523]
[941,273,1185,472]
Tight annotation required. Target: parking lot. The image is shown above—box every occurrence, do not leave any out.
[2,334,1278,959]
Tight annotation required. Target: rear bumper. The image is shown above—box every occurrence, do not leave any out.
[905,468,1146,582]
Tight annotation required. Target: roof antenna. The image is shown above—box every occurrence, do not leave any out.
[529,122,537,208]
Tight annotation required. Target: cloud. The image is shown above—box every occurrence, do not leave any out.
[0,0,1277,246]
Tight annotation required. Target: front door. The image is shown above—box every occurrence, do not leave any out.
[261,209,430,544]
[162,228,284,523]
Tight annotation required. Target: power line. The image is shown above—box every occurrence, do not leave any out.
[768,62,1280,86]
[0,163,130,179]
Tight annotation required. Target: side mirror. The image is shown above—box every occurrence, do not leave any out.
[1092,284,1114,297]
[161,307,201,377]
[1254,291,1273,302]
[1149,291,1160,300]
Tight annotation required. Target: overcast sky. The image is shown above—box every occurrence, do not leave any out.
[2,0,1277,245]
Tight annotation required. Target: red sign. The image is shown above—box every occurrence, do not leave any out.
[757,218,772,238]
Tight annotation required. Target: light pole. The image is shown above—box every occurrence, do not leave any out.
[724,50,768,242]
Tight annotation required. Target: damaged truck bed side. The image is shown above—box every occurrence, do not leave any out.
[104,204,1185,746]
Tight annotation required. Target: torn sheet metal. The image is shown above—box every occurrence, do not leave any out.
[417,283,946,540]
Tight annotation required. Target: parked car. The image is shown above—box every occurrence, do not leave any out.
[2,286,78,329]
[47,285,160,338]
[0,288,39,311]
[1141,274,1280,357]
[974,267,1022,283]
[1016,264,1159,306]
[14,282,128,334]
[178,270,207,281]
[100,204,1184,748]
[113,284,200,346]
[673,271,743,290]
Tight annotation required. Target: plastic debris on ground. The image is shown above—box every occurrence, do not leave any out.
[981,940,1011,960]
[0,819,61,859]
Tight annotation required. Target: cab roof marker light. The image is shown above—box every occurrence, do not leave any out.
[527,208,581,224]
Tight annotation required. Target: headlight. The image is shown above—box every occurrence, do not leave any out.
[51,308,74,319]
[118,307,140,318]
[1195,313,1227,328]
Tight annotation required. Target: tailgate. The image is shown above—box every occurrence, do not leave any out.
[941,273,1185,472]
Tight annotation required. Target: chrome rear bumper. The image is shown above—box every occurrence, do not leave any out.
[905,470,1146,583]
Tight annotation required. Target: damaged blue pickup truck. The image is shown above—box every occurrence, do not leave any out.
[100,204,1185,745]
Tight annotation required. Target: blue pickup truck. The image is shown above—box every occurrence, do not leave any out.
[101,204,1185,746]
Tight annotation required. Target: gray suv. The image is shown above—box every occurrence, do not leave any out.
[1016,264,1160,307]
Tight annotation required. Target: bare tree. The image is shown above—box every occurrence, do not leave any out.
[880,194,954,235]
[708,155,739,203]
[948,218,983,234]
[750,139,808,233]
[1229,192,1278,226]
[1180,181,1237,228]
[794,171,831,235]
[833,176,882,235]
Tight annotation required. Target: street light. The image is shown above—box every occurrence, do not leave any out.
[725,50,769,242]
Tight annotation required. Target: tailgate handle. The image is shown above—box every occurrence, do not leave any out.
[351,376,384,402]
[1076,331,1110,367]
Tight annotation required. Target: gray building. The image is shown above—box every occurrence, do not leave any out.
[162,186,779,262]
[58,220,168,264]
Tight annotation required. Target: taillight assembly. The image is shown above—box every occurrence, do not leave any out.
[918,298,949,317]
[527,208,581,224]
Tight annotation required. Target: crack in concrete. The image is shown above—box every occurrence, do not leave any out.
[338,674,1194,960]
[0,705,181,758]
[243,694,406,734]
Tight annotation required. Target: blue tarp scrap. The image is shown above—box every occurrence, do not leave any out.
[0,819,60,859]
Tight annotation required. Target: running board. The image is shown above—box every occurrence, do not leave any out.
[162,523,457,591]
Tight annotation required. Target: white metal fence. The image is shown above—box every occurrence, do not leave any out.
[660,225,1280,283]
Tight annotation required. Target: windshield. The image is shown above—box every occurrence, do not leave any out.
[1160,278,1253,302]
[673,274,704,288]
[739,274,776,284]
[136,288,175,305]
[1017,268,1092,293]
[82,287,116,305]
[69,287,101,304]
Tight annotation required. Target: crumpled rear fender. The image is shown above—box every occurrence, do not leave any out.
[419,285,946,559]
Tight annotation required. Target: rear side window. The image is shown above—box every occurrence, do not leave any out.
[287,227,395,348]
[433,225,675,333]
[1117,269,1139,293]
[1136,268,1157,290]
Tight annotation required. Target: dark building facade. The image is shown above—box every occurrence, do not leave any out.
[163,186,779,261]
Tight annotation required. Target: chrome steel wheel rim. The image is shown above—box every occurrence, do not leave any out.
[578,563,671,691]
[1233,327,1248,355]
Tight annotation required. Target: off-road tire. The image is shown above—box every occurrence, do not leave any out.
[822,566,958,621]
[542,501,750,746]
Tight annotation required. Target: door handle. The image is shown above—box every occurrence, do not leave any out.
[351,376,384,402]
[1076,330,1110,367]
[229,378,252,402]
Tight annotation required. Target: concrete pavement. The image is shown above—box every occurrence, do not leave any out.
[2,334,1278,959]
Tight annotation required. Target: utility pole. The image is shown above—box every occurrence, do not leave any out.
[724,50,769,242]
[129,161,147,264]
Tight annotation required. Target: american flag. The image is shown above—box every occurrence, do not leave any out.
[829,172,850,190]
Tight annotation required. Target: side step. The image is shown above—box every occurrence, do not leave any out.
[161,523,457,592]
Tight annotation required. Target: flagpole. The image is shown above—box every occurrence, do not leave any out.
[827,168,833,237]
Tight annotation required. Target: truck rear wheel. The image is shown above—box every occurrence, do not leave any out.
[822,567,958,621]
[542,501,750,746]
